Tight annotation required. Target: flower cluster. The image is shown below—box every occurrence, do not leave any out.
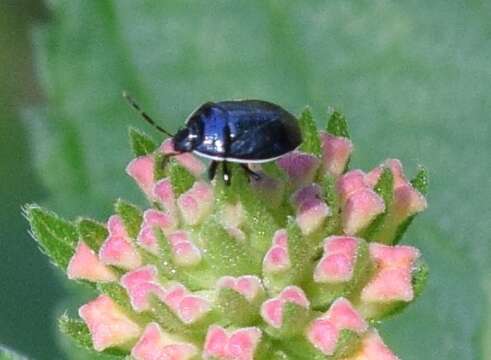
[27,108,428,359]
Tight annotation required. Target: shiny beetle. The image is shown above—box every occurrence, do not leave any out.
[124,93,302,185]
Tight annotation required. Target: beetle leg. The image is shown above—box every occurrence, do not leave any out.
[240,164,261,181]
[208,161,219,181]
[222,161,231,186]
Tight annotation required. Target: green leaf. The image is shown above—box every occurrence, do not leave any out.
[153,152,169,182]
[168,160,195,196]
[128,127,157,157]
[392,168,428,244]
[58,314,93,352]
[411,166,429,195]
[24,204,78,269]
[96,283,133,313]
[59,314,128,357]
[326,110,350,139]
[216,287,262,326]
[76,218,108,252]
[114,199,143,239]
[361,168,394,240]
[298,107,321,156]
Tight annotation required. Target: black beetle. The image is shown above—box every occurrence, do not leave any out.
[124,93,302,185]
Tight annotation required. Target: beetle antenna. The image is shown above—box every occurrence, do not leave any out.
[123,91,174,137]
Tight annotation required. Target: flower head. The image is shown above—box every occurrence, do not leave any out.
[27,109,428,359]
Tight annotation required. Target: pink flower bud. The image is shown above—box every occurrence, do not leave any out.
[342,189,385,235]
[277,152,320,188]
[153,178,178,216]
[120,265,166,312]
[261,286,310,328]
[167,230,202,266]
[337,170,367,205]
[320,131,353,177]
[137,209,178,255]
[368,159,427,220]
[99,215,142,270]
[314,236,359,283]
[263,229,291,273]
[292,185,330,235]
[67,241,117,282]
[204,325,262,360]
[347,330,399,360]
[126,155,156,198]
[307,298,367,356]
[79,295,141,351]
[177,181,214,225]
[361,243,420,303]
[162,283,211,324]
[161,139,206,177]
[132,322,198,360]
[217,275,264,302]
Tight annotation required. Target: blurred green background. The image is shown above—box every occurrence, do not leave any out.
[1,1,490,359]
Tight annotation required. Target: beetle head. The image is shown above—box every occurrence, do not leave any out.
[173,121,201,153]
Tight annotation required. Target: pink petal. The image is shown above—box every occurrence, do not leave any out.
[314,236,358,283]
[291,184,322,208]
[392,184,427,219]
[365,166,384,188]
[277,152,320,188]
[167,230,191,246]
[161,139,206,177]
[279,286,310,308]
[204,326,262,360]
[296,197,330,235]
[217,276,263,302]
[263,246,290,273]
[143,209,177,233]
[120,265,158,289]
[260,298,284,328]
[307,318,339,355]
[326,298,368,333]
[320,131,353,177]
[361,244,420,303]
[342,189,385,235]
[227,328,262,360]
[177,182,214,225]
[307,298,367,356]
[107,215,129,238]
[349,330,399,360]
[67,241,117,282]
[177,295,211,324]
[163,284,189,311]
[337,170,367,204]
[100,215,142,270]
[261,286,309,328]
[273,229,288,248]
[132,323,198,360]
[137,226,159,255]
[120,266,166,312]
[153,178,177,216]
[79,295,141,351]
[204,325,228,359]
[126,155,156,197]
[172,241,202,267]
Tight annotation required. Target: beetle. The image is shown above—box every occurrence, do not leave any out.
[124,92,302,185]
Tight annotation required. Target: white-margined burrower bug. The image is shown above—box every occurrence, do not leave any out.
[124,92,302,185]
